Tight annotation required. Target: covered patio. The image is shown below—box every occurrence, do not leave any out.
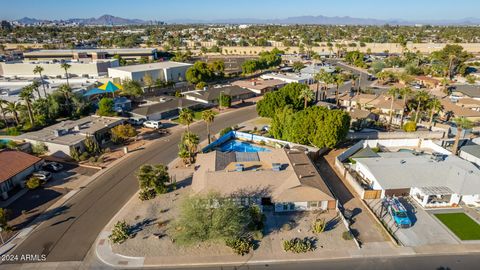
[411,186,461,208]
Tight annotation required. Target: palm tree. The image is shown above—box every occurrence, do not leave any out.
[387,87,400,128]
[315,71,334,101]
[19,86,35,126]
[33,65,47,97]
[5,101,22,125]
[427,97,442,130]
[0,100,9,128]
[413,90,430,123]
[31,81,41,100]
[333,73,344,106]
[440,77,450,95]
[58,84,72,111]
[181,131,199,164]
[299,87,315,109]
[61,63,71,86]
[399,87,413,127]
[179,108,194,132]
[201,110,215,144]
[451,117,473,155]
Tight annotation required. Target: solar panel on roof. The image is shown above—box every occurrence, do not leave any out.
[235,152,259,162]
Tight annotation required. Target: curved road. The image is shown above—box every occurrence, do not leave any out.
[9,105,258,263]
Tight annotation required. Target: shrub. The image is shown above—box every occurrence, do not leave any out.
[79,152,89,161]
[26,177,41,189]
[252,230,263,241]
[403,121,417,132]
[342,231,354,240]
[111,124,137,144]
[31,142,48,155]
[196,81,207,89]
[225,236,254,256]
[138,189,156,201]
[6,127,20,136]
[97,156,104,163]
[219,127,233,137]
[109,220,132,244]
[89,156,97,163]
[0,208,10,231]
[282,237,316,253]
[281,223,292,231]
[312,218,326,234]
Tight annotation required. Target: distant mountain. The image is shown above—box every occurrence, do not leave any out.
[14,14,158,26]
[13,14,480,26]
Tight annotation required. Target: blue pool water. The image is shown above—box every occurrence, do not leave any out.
[217,140,270,152]
[0,139,11,144]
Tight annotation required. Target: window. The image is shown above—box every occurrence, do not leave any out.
[283,203,288,210]
[308,201,318,208]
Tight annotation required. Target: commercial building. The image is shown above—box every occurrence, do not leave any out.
[130,96,203,121]
[0,150,43,199]
[20,115,125,158]
[0,59,119,78]
[23,48,158,61]
[192,148,336,212]
[108,61,192,83]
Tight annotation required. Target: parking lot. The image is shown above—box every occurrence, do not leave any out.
[366,198,458,246]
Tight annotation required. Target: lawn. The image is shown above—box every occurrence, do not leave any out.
[434,213,480,240]
[172,110,218,124]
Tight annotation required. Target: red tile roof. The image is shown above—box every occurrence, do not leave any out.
[0,150,42,183]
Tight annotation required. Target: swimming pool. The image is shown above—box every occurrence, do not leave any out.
[0,139,11,144]
[217,139,270,152]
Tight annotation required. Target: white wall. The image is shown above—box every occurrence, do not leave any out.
[1,60,117,78]
[274,201,328,212]
[462,194,480,207]
[459,151,480,167]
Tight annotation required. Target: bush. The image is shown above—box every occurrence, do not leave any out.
[79,152,89,161]
[0,208,10,231]
[88,156,97,163]
[225,236,254,256]
[219,95,232,108]
[252,230,263,241]
[109,220,132,244]
[403,121,417,132]
[219,127,233,137]
[138,189,156,201]
[6,127,20,136]
[282,237,316,253]
[281,223,292,231]
[342,231,354,240]
[31,142,48,155]
[111,124,137,144]
[26,177,41,189]
[96,97,115,116]
[312,218,326,234]
[196,81,207,89]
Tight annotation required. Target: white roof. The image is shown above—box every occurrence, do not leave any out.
[261,72,313,82]
[355,152,480,195]
[108,61,192,73]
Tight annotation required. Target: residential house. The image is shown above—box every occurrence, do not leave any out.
[459,144,480,167]
[261,72,314,84]
[20,115,125,158]
[340,94,404,117]
[0,150,43,199]
[439,98,480,122]
[192,148,337,212]
[232,79,286,95]
[414,76,440,88]
[183,85,255,105]
[131,96,204,121]
[349,108,378,129]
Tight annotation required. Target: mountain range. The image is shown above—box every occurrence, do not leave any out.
[14,14,480,26]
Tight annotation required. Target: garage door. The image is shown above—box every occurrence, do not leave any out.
[384,188,411,197]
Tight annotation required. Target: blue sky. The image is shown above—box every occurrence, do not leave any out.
[0,0,477,21]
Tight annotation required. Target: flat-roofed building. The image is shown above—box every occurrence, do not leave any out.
[23,48,157,61]
[108,61,192,83]
[261,72,314,84]
[232,78,286,94]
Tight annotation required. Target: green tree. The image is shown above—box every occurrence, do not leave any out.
[0,208,9,231]
[241,59,260,75]
[111,124,137,144]
[173,193,251,245]
[96,97,115,116]
[399,87,413,127]
[143,73,154,92]
[109,220,131,244]
[0,100,10,128]
[451,117,473,155]
[387,87,400,128]
[33,65,47,97]
[31,142,48,155]
[256,83,305,118]
[202,110,215,144]
[58,84,73,112]
[186,61,213,84]
[178,131,199,164]
[427,97,442,130]
[137,164,170,195]
[179,108,194,132]
[413,90,430,123]
[84,135,101,155]
[121,80,143,98]
[61,63,71,86]
[292,61,305,72]
[333,73,345,106]
[219,94,232,108]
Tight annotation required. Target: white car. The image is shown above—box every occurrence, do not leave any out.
[143,120,163,129]
[32,171,52,182]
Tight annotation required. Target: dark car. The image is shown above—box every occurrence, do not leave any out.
[42,162,64,172]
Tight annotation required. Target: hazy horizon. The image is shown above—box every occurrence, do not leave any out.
[1,0,479,22]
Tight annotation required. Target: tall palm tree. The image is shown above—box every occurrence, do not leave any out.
[61,63,71,86]
[31,81,41,100]
[314,70,326,102]
[5,101,23,125]
[201,110,215,144]
[427,97,442,130]
[0,100,9,128]
[451,117,473,155]
[181,131,199,164]
[387,87,400,128]
[399,87,413,127]
[299,87,315,109]
[33,65,47,97]
[179,108,194,132]
[413,90,430,123]
[440,77,450,95]
[333,73,344,106]
[19,86,35,126]
[58,84,72,112]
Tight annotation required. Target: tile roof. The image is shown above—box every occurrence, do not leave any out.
[0,150,42,183]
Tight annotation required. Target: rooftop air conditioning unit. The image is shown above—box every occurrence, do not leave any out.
[235,163,244,172]
[272,163,281,171]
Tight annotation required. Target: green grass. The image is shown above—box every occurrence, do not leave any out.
[172,110,219,125]
[434,213,480,240]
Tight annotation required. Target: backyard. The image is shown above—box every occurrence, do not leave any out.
[434,213,480,241]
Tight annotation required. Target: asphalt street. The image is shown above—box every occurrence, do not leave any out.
[7,105,258,263]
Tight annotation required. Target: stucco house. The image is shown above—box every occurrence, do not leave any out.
[0,150,43,199]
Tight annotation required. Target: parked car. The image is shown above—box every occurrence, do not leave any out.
[384,197,412,228]
[128,118,146,126]
[143,120,163,129]
[32,170,52,182]
[42,162,63,172]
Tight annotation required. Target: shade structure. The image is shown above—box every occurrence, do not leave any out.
[83,81,122,96]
